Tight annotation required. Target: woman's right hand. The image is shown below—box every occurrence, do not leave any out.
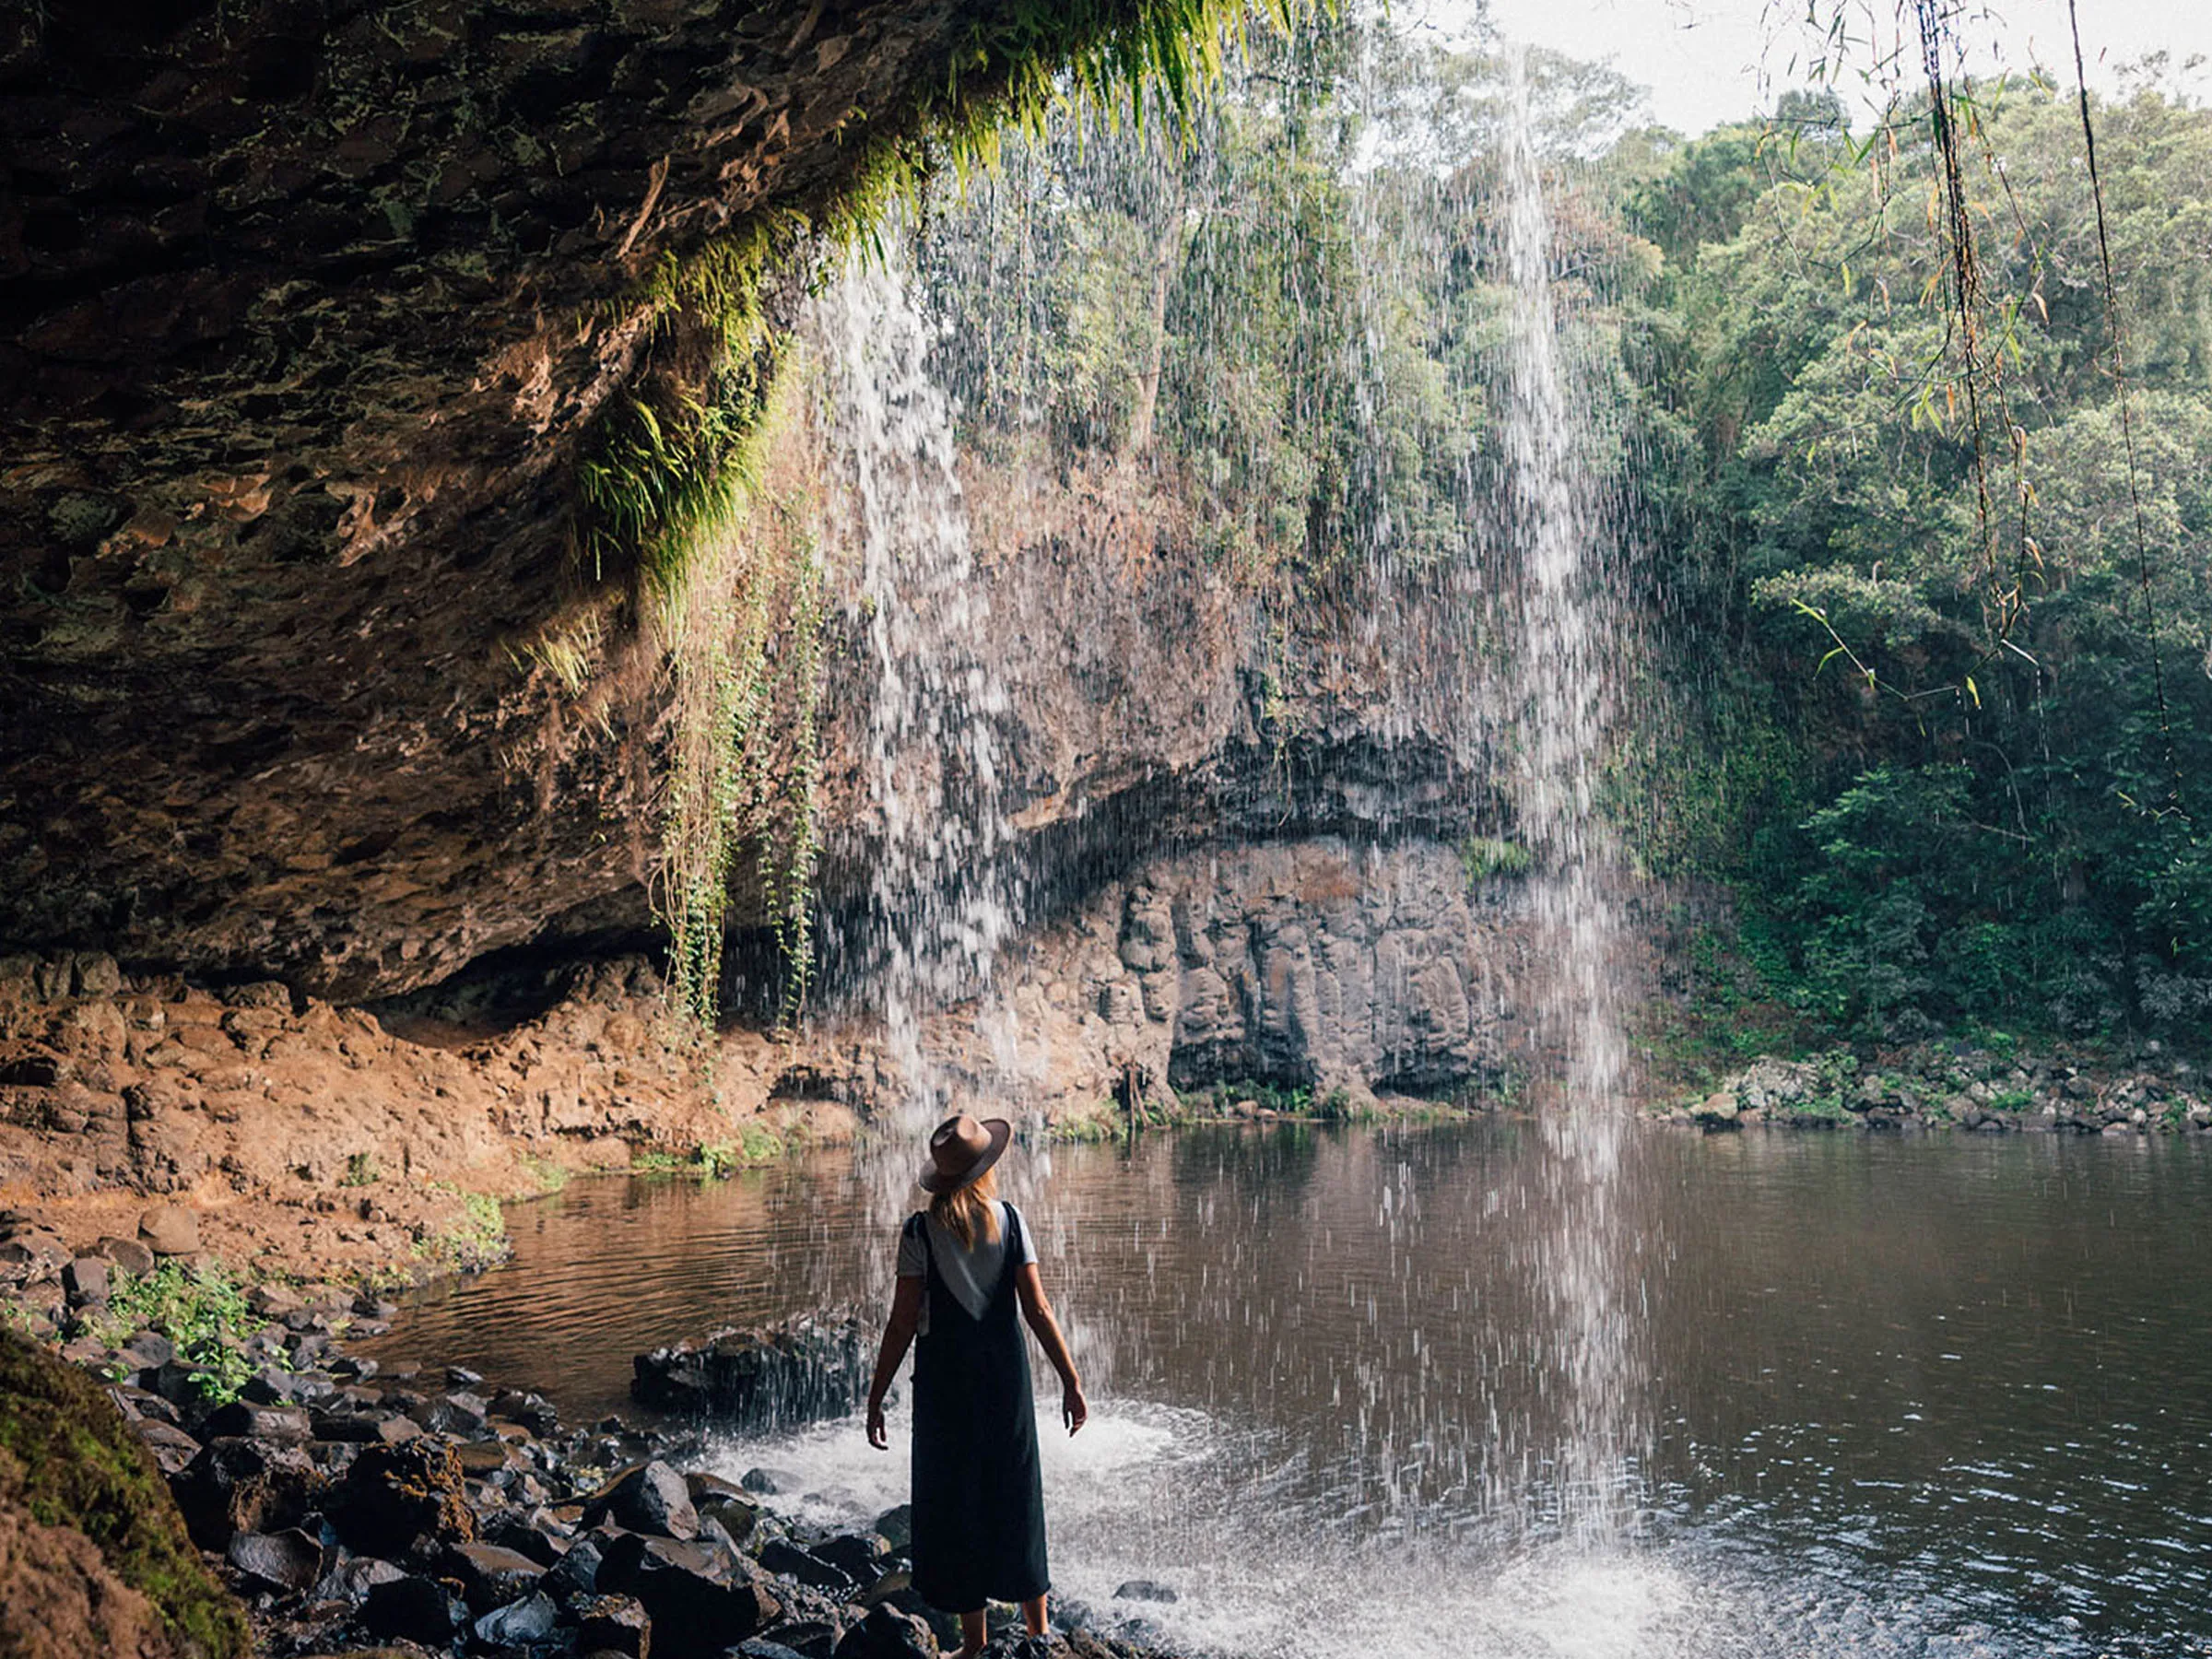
[866,1398,888,1450]
[1062,1381,1088,1437]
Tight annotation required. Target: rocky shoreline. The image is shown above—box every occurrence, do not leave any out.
[1658,1042,2212,1135]
[0,1243,1188,1659]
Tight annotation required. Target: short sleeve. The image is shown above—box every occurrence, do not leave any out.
[1006,1203,1040,1265]
[896,1213,926,1278]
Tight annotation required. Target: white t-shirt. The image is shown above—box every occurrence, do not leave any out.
[897,1201,1039,1330]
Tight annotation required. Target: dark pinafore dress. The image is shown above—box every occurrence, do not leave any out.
[903,1205,1051,1614]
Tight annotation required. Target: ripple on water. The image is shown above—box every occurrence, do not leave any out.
[714,1398,2093,1659]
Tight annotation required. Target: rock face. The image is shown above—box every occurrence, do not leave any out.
[911,838,1548,1119]
[0,0,1195,999]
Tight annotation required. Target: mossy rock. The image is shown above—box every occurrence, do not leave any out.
[0,1333,248,1659]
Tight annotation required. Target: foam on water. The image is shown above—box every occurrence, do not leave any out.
[706,1396,2041,1659]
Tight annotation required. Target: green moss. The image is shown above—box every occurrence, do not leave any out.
[0,1333,250,1658]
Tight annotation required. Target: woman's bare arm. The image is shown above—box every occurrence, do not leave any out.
[1016,1262,1088,1435]
[865,1275,925,1450]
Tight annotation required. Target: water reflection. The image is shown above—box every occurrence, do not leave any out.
[361,1125,2212,1654]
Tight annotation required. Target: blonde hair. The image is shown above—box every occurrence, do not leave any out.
[929,1165,1001,1250]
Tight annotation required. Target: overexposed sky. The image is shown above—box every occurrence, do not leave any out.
[1394,0,2212,135]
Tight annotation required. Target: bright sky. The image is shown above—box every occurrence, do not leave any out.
[1395,0,2212,135]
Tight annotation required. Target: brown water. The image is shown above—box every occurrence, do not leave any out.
[361,1124,2212,1658]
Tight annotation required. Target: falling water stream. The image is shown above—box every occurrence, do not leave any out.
[809,248,1027,1171]
[1493,45,1644,1539]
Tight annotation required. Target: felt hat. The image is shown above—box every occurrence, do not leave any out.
[919,1112,1012,1194]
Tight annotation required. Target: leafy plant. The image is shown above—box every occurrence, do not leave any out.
[90,1264,264,1404]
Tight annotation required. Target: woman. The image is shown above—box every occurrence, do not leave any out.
[865,1113,1088,1657]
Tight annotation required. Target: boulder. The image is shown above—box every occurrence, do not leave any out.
[540,1533,606,1600]
[171,1438,325,1551]
[574,1592,652,1656]
[61,1257,110,1305]
[360,1573,461,1644]
[760,1536,856,1593]
[597,1531,781,1656]
[202,1403,312,1444]
[245,1284,305,1320]
[445,1539,546,1612]
[631,1317,869,1429]
[474,1588,560,1645]
[0,1230,71,1275]
[813,1531,891,1581]
[224,1527,324,1594]
[1114,1580,1179,1603]
[832,1604,939,1659]
[1691,1091,1738,1126]
[311,1554,406,1604]
[136,1206,200,1257]
[132,1420,204,1478]
[873,1504,912,1552]
[581,1459,700,1539]
[328,1441,474,1557]
[490,1389,562,1435]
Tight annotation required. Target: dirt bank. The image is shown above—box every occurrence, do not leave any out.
[0,951,865,1295]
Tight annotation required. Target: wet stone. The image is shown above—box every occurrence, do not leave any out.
[1114,1580,1179,1603]
[832,1604,937,1659]
[361,1573,460,1643]
[812,1531,890,1581]
[582,1458,699,1539]
[597,1530,781,1653]
[226,1526,324,1593]
[446,1539,546,1611]
[574,1592,651,1655]
[761,1537,855,1593]
[474,1588,559,1644]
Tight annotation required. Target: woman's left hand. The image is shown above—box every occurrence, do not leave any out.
[866,1398,889,1450]
[1062,1381,1088,1437]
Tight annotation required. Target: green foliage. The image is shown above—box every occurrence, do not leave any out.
[632,1123,786,1180]
[413,1189,509,1274]
[342,1150,377,1187]
[0,1333,250,1657]
[1628,74,2212,1043]
[1457,836,1533,881]
[88,1264,263,1405]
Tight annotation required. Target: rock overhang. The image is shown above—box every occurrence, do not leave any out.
[0,0,1236,996]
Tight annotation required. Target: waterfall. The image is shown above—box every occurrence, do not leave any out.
[1494,42,1644,1539]
[809,245,1027,1153]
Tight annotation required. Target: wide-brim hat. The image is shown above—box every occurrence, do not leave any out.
[919,1113,1012,1194]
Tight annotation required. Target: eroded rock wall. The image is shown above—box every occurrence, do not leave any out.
[903,839,1543,1124]
[0,950,867,1282]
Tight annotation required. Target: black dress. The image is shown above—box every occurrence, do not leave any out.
[905,1205,1051,1613]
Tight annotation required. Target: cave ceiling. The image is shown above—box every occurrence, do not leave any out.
[0,0,1160,998]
